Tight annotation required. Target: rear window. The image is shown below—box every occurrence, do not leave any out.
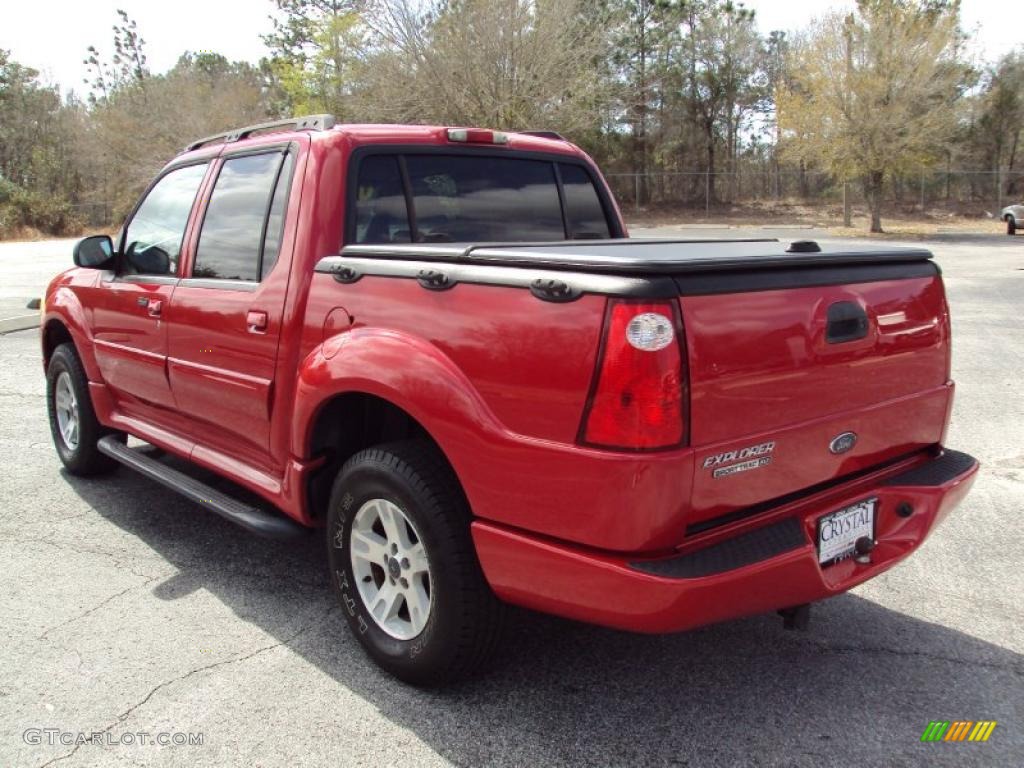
[406,155,563,242]
[352,152,611,244]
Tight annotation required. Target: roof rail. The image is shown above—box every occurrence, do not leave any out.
[183,114,337,152]
[519,130,566,141]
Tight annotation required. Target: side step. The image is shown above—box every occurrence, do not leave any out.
[97,436,307,539]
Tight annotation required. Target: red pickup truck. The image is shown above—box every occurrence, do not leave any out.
[42,116,978,685]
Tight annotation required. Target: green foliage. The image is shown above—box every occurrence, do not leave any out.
[972,50,1024,189]
[262,0,364,118]
[0,49,85,237]
[778,0,973,230]
[0,178,82,237]
[11,189,81,234]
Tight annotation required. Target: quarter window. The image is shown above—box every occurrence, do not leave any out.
[559,164,611,239]
[123,163,207,275]
[354,155,411,244]
[194,152,289,281]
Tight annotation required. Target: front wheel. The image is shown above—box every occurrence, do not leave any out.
[46,343,123,476]
[326,440,504,686]
[1008,216,1017,236]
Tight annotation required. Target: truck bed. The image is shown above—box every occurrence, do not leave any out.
[340,238,934,274]
[313,234,950,545]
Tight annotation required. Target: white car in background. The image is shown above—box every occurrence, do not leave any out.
[1003,203,1023,235]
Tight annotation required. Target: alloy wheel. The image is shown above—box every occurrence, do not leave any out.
[349,498,432,640]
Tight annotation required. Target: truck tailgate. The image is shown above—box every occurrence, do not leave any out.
[680,272,950,528]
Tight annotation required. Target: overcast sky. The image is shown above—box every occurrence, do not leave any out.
[1,0,1017,95]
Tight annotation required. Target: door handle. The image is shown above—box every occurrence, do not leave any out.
[246,310,268,333]
[146,299,162,318]
[825,301,868,344]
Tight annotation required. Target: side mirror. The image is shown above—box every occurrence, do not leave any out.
[73,235,114,268]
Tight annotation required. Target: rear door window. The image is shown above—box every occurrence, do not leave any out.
[259,152,295,279]
[194,152,288,281]
[405,155,565,242]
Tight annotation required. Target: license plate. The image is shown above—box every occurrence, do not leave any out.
[816,497,876,566]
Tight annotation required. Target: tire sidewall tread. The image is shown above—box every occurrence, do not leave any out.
[46,343,120,476]
[326,440,502,686]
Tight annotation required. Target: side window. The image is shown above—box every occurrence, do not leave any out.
[259,152,294,280]
[122,163,207,275]
[355,155,411,244]
[194,152,285,281]
[559,164,611,239]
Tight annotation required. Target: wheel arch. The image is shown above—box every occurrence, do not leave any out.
[42,318,74,369]
[41,285,101,381]
[304,391,465,523]
[293,328,510,523]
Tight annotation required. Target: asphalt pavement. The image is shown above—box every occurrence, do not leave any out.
[0,231,1022,767]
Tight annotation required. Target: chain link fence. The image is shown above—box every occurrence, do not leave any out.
[604,169,1024,219]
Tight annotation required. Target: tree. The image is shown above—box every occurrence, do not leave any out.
[764,30,788,198]
[262,0,365,117]
[0,50,82,236]
[84,8,149,104]
[78,13,269,220]
[656,0,764,205]
[778,0,972,232]
[351,0,610,133]
[608,0,675,205]
[975,51,1024,196]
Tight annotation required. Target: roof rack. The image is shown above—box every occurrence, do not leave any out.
[519,130,566,141]
[184,114,337,152]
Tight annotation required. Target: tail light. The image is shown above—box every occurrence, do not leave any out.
[579,300,687,450]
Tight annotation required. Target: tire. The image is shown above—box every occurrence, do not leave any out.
[46,343,123,476]
[1008,216,1017,236]
[326,440,504,686]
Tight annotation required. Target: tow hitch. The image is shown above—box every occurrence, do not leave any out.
[778,603,811,631]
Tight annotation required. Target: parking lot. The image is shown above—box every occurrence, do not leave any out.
[1,231,1022,767]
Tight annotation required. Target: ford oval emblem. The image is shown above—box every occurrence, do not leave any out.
[829,432,857,455]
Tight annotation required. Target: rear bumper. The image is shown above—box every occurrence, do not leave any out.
[472,449,978,633]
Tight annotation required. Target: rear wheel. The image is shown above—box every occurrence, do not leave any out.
[326,440,504,686]
[1008,216,1017,236]
[46,343,122,476]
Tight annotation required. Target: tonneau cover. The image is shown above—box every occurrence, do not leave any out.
[341,239,934,275]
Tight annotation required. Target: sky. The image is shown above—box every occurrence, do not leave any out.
[0,0,1018,95]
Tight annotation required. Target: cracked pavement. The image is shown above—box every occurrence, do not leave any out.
[1,231,1022,767]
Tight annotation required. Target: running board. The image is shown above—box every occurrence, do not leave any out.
[97,436,306,539]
